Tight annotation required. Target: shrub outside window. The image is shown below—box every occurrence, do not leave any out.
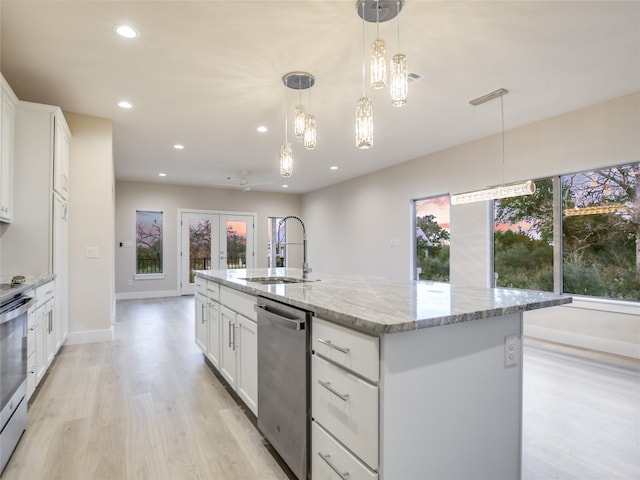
[415,195,450,282]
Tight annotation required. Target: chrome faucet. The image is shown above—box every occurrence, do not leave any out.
[279,215,311,279]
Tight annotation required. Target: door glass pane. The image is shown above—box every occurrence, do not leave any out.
[226,220,247,269]
[189,218,211,283]
[414,196,450,281]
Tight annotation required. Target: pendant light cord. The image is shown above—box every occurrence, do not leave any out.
[362,1,366,97]
[396,0,400,49]
[284,83,288,143]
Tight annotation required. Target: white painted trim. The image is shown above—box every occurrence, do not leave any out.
[115,289,181,300]
[64,327,113,345]
[524,325,640,359]
[562,296,639,316]
[134,273,165,280]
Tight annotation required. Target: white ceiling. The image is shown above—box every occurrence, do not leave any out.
[1,1,638,194]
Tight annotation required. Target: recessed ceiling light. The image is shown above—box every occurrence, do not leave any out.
[330,166,339,170]
[118,101,132,109]
[257,126,268,133]
[173,144,184,150]
[282,184,289,188]
[158,173,167,177]
[115,25,138,39]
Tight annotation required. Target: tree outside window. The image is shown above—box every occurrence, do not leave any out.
[415,196,450,281]
[494,178,554,291]
[136,210,163,274]
[562,163,639,301]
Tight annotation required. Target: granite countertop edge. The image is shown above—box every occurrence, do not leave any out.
[0,274,56,305]
[196,269,572,335]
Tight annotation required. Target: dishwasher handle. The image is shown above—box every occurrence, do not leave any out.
[254,303,305,331]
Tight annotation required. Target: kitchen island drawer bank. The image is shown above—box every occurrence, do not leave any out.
[195,268,571,480]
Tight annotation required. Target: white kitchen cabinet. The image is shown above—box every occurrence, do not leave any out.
[236,313,257,415]
[53,116,69,199]
[0,102,70,349]
[0,74,18,223]
[195,291,208,353]
[219,304,238,390]
[206,300,221,368]
[311,317,380,475]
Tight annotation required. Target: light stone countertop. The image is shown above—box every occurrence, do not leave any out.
[0,273,56,305]
[196,268,572,335]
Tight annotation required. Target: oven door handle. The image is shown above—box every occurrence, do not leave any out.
[0,297,33,324]
[254,304,305,331]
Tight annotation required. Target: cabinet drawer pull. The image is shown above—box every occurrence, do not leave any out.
[201,304,206,324]
[317,380,349,401]
[318,452,350,479]
[318,338,350,354]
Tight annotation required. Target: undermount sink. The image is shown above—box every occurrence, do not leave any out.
[241,276,319,285]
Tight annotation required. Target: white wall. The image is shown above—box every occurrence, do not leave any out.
[114,181,302,297]
[302,92,640,358]
[65,112,115,345]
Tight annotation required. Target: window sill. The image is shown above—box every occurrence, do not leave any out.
[134,273,165,281]
[563,295,639,316]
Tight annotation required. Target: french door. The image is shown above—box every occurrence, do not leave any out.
[180,210,255,295]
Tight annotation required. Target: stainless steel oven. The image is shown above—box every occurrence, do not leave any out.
[0,293,32,474]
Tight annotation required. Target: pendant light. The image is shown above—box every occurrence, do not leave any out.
[389,0,408,106]
[279,81,293,177]
[450,88,537,205]
[370,1,387,89]
[356,1,373,149]
[303,114,317,150]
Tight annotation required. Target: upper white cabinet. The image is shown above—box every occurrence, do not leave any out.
[2,101,70,347]
[0,74,18,223]
[53,116,69,199]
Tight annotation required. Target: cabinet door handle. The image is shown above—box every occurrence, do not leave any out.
[201,304,206,324]
[318,452,350,480]
[232,324,238,351]
[228,321,233,348]
[317,338,350,354]
[317,380,349,402]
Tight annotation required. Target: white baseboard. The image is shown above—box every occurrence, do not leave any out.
[524,324,640,359]
[64,327,113,345]
[115,289,181,300]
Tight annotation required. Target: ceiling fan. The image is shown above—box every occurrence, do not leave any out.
[219,171,271,191]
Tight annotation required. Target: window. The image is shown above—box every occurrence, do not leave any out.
[491,162,639,302]
[136,210,163,276]
[493,178,554,290]
[414,196,450,281]
[267,217,286,268]
[561,163,639,301]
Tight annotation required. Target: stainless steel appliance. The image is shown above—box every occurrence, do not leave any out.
[255,296,311,480]
[0,293,32,474]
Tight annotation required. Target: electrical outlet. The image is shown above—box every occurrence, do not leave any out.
[505,334,519,368]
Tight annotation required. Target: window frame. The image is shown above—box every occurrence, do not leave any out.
[135,209,165,280]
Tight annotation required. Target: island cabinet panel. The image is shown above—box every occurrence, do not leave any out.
[207,300,221,369]
[312,355,379,469]
[378,312,523,480]
[312,317,379,382]
[194,291,208,353]
[311,421,378,480]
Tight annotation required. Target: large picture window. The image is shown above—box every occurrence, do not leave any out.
[561,164,639,301]
[491,162,639,302]
[136,210,163,275]
[493,178,554,291]
[414,195,450,281]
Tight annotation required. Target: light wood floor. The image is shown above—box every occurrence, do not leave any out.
[2,296,638,480]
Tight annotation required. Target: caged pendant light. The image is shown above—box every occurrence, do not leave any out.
[280,72,316,175]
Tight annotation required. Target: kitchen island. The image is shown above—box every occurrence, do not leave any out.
[195,268,571,480]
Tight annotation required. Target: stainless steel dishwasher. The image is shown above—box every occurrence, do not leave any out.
[255,296,311,480]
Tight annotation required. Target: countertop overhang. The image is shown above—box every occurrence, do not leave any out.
[195,268,572,335]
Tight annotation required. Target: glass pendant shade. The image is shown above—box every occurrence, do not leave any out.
[355,97,373,149]
[303,115,317,150]
[390,53,408,107]
[370,38,387,89]
[279,142,293,177]
[294,105,307,138]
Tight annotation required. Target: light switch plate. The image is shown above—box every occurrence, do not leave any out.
[86,246,100,258]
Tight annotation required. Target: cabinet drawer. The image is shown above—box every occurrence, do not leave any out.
[312,421,378,480]
[220,286,256,321]
[35,281,55,303]
[195,276,207,295]
[205,282,219,302]
[312,355,379,469]
[313,317,379,382]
